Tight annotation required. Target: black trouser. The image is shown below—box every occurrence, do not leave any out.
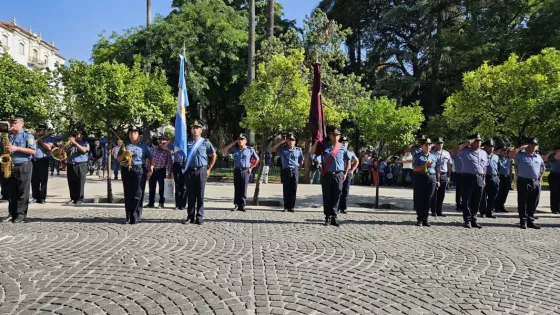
[1,174,10,200]
[122,165,145,223]
[7,162,32,218]
[338,172,353,211]
[187,166,207,221]
[321,171,344,218]
[31,158,50,201]
[414,173,436,222]
[495,174,511,212]
[548,172,560,213]
[462,173,483,223]
[148,168,166,205]
[430,173,448,215]
[282,168,299,210]
[517,177,541,224]
[67,162,87,202]
[480,175,499,216]
[411,172,416,210]
[173,163,187,209]
[360,170,369,185]
[233,168,250,210]
[455,173,463,209]
[49,158,60,175]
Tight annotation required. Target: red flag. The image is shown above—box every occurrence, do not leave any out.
[308,62,326,155]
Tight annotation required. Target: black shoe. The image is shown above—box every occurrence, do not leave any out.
[157,204,164,209]
[551,210,559,214]
[437,214,446,217]
[324,217,330,226]
[422,221,430,227]
[64,200,75,205]
[519,223,527,229]
[330,218,340,227]
[239,208,246,212]
[187,217,195,224]
[283,208,287,212]
[416,221,422,226]
[486,215,497,218]
[29,198,37,204]
[463,222,472,228]
[287,209,294,213]
[195,220,203,225]
[75,200,83,205]
[145,204,155,208]
[340,209,347,214]
[122,220,131,225]
[181,220,188,224]
[534,216,539,220]
[38,200,46,204]
[12,216,25,223]
[527,222,541,229]
[232,206,237,211]
[1,216,13,223]
[471,222,482,229]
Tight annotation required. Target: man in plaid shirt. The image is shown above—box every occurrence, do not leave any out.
[145,136,173,208]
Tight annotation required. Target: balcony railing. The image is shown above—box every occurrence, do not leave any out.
[28,56,39,65]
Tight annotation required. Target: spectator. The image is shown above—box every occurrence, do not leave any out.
[360,153,371,185]
[310,154,322,184]
[401,151,413,187]
[260,151,272,184]
[111,140,123,180]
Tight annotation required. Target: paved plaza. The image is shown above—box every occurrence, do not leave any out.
[1,175,559,315]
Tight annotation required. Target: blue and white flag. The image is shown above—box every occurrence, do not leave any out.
[174,54,189,172]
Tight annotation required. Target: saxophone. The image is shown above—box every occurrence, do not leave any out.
[118,142,133,170]
[1,133,12,178]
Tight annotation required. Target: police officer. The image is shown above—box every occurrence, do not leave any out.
[182,119,217,225]
[1,114,36,223]
[119,126,153,224]
[310,127,350,227]
[480,139,499,218]
[495,144,512,213]
[430,137,451,217]
[65,131,90,205]
[338,136,359,214]
[452,134,487,229]
[509,138,545,229]
[543,146,560,214]
[30,124,52,204]
[412,138,440,226]
[271,133,304,212]
[407,134,426,210]
[173,147,187,210]
[451,143,464,212]
[222,133,259,212]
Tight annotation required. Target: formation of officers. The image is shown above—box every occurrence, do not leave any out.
[1,114,559,229]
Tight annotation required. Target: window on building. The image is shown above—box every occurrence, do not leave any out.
[32,49,38,59]
[19,43,24,55]
[1,35,8,47]
[44,55,49,65]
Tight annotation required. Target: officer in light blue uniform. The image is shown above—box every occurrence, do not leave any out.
[183,119,217,225]
[65,131,90,205]
[222,133,259,212]
[311,127,350,227]
[453,134,487,228]
[119,126,153,224]
[495,144,512,213]
[31,124,53,204]
[408,134,426,211]
[510,138,546,229]
[338,136,359,214]
[544,146,560,214]
[0,114,36,223]
[480,139,499,218]
[272,133,304,212]
[451,145,464,211]
[430,137,451,217]
[412,138,440,226]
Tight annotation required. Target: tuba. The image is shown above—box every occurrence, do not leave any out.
[118,142,133,170]
[1,132,12,178]
[51,141,71,161]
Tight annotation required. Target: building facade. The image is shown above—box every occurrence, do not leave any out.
[0,18,65,70]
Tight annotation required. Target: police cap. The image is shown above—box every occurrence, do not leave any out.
[286,133,296,140]
[327,126,342,135]
[468,133,482,141]
[190,119,205,128]
[482,139,495,147]
[526,137,539,145]
[128,126,142,135]
[238,133,248,140]
[435,137,444,144]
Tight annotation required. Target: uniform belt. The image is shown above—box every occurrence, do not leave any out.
[188,166,206,171]
[12,161,30,166]
[518,176,539,182]
[486,174,498,178]
[235,167,249,171]
[282,167,298,171]
[324,171,343,175]
[464,173,483,177]
[67,162,87,165]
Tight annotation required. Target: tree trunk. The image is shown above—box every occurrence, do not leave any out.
[106,125,113,203]
[267,0,275,38]
[246,0,256,146]
[252,135,268,206]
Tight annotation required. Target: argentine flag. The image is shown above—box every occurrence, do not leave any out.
[174,54,189,171]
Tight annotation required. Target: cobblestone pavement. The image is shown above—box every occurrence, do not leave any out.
[1,178,559,315]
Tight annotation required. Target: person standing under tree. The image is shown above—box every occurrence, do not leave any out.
[412,138,440,226]
[65,131,89,206]
[145,136,172,209]
[222,134,259,212]
[543,146,560,214]
[30,124,52,204]
[272,134,304,213]
[338,136,359,214]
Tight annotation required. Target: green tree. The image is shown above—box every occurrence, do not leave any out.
[240,48,310,205]
[442,48,560,148]
[60,58,175,201]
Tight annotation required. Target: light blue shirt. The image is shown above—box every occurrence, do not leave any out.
[413,151,440,174]
[459,148,488,175]
[67,140,90,163]
[228,146,259,168]
[431,149,451,173]
[487,153,499,176]
[498,156,511,176]
[1,130,36,164]
[34,136,53,159]
[119,143,152,166]
[451,155,463,173]
[410,145,422,157]
[278,146,304,169]
[549,155,560,173]
[187,137,215,168]
[347,150,358,162]
[515,151,545,180]
[322,144,349,172]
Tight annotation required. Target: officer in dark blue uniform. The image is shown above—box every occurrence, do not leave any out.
[451,144,464,211]
[183,119,217,225]
[338,136,359,214]
[452,134,487,229]
[407,134,426,211]
[173,148,187,210]
[509,138,545,229]
[311,127,350,227]
[430,137,451,217]
[1,114,36,223]
[30,124,53,204]
[65,131,90,205]
[495,144,512,213]
[412,138,440,226]
[119,126,153,224]
[271,133,304,212]
[222,133,259,211]
[543,146,560,214]
[480,139,499,218]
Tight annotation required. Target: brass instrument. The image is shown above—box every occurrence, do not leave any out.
[51,140,72,161]
[118,141,133,170]
[1,132,12,178]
